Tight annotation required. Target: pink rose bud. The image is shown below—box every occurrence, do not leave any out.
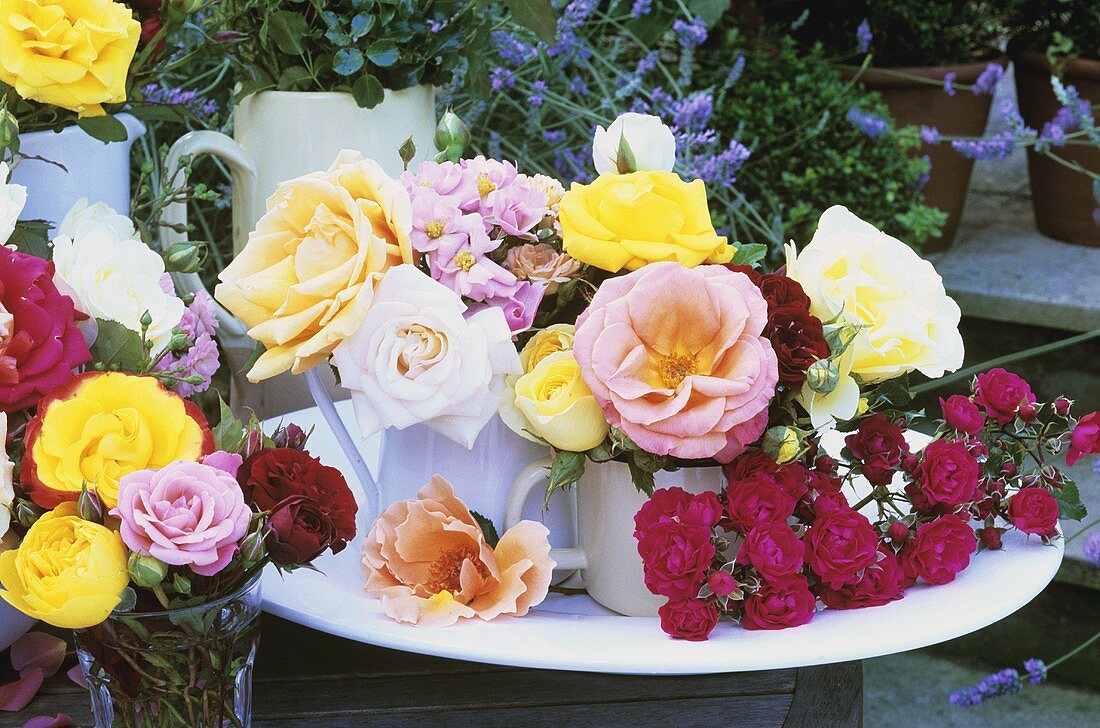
[708,571,738,597]
[900,453,920,472]
[977,526,1003,550]
[1018,403,1038,422]
[886,520,910,544]
[968,441,989,459]
[1000,461,1017,478]
[1054,397,1071,416]
[986,479,1007,497]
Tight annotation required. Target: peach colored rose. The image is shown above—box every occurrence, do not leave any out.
[363,476,554,627]
[574,262,778,462]
[504,243,582,294]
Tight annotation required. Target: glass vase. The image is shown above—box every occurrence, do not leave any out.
[74,574,262,728]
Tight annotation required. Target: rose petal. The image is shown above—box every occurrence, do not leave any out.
[21,713,73,728]
[0,669,44,712]
[10,633,66,679]
[66,665,88,690]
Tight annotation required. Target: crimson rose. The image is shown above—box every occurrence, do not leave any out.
[804,510,879,587]
[939,395,985,435]
[738,521,804,580]
[238,447,358,566]
[974,368,1035,425]
[658,598,719,641]
[0,248,90,412]
[637,520,714,599]
[741,575,816,630]
[722,448,778,483]
[844,414,908,486]
[899,516,976,585]
[816,547,905,609]
[1006,488,1060,538]
[757,274,812,310]
[914,438,981,507]
[725,474,796,533]
[634,487,722,536]
[765,305,829,386]
[1066,411,1100,466]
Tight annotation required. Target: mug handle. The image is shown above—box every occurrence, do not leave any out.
[505,457,588,571]
[161,131,256,340]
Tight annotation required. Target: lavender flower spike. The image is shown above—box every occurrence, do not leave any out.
[948,668,1022,707]
[856,20,872,54]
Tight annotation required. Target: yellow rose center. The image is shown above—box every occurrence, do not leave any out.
[477,174,497,198]
[425,220,445,239]
[454,251,476,271]
[659,353,697,389]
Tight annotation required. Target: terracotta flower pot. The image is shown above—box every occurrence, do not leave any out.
[1014,50,1100,247]
[842,61,1001,252]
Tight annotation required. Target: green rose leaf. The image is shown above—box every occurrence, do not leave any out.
[212,396,247,454]
[1054,478,1088,521]
[6,221,51,258]
[366,40,400,68]
[501,0,557,42]
[729,243,768,267]
[546,450,586,507]
[266,10,308,55]
[333,48,365,76]
[470,511,501,549]
[352,74,385,108]
[76,115,128,143]
[90,319,146,372]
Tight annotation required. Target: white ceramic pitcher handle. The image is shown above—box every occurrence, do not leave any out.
[162,131,256,339]
[506,458,588,571]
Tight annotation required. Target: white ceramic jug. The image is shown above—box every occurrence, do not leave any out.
[161,87,438,418]
[11,113,145,229]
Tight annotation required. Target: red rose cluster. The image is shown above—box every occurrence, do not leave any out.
[635,367,1096,640]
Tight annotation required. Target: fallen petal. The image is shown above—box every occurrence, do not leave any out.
[0,669,44,712]
[65,665,88,690]
[11,633,67,679]
[22,713,73,728]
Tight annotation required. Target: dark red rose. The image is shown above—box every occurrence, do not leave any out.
[1067,411,1100,466]
[1006,488,1060,537]
[817,547,905,609]
[637,521,714,599]
[140,14,162,45]
[634,487,722,538]
[804,510,879,587]
[725,474,796,533]
[899,516,976,585]
[757,274,812,310]
[722,449,779,483]
[977,526,1004,550]
[738,521,804,580]
[939,394,984,435]
[764,305,829,386]
[741,575,816,630]
[658,598,719,641]
[844,414,908,486]
[0,248,90,412]
[708,570,738,596]
[914,438,981,507]
[238,448,358,566]
[974,368,1035,425]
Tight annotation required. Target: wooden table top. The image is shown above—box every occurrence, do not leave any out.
[5,616,863,727]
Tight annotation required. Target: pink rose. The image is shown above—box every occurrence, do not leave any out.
[816,547,905,609]
[113,461,251,576]
[725,474,796,533]
[707,570,738,596]
[574,262,778,462]
[899,516,976,585]
[636,520,714,599]
[974,368,1034,425]
[1006,488,1060,538]
[658,598,719,641]
[737,521,804,580]
[1067,411,1100,466]
[914,439,981,507]
[804,510,879,588]
[741,575,816,630]
[844,414,908,486]
[940,394,984,435]
[202,450,243,478]
[635,487,723,536]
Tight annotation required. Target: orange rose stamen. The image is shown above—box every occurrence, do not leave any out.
[426,545,488,595]
[659,352,697,390]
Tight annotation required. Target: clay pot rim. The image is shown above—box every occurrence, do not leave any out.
[839,56,1007,88]
[1012,49,1100,80]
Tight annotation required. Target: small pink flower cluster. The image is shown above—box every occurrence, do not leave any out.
[403,157,568,334]
[636,367,1100,640]
[154,288,220,397]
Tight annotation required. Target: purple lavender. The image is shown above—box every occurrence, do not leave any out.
[670,92,715,132]
[920,126,941,144]
[492,30,537,66]
[944,72,957,97]
[915,155,931,190]
[673,16,708,49]
[631,0,653,18]
[685,139,751,187]
[635,50,660,78]
[569,76,590,95]
[542,129,567,145]
[141,84,219,121]
[951,132,1015,160]
[856,19,872,54]
[948,668,1022,706]
[1084,532,1100,567]
[548,0,596,60]
[846,107,888,138]
[529,79,548,107]
[973,63,1004,95]
[1023,659,1048,685]
[723,55,745,90]
[490,67,515,92]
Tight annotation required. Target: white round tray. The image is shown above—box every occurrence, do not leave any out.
[261,402,1063,675]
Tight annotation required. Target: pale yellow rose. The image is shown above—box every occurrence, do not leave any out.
[511,351,609,451]
[786,206,963,384]
[0,0,141,116]
[215,150,414,382]
[560,170,731,272]
[520,323,575,371]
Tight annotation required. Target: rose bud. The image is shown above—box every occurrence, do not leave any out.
[886,520,910,544]
[708,570,739,597]
[77,484,104,523]
[238,527,267,569]
[968,440,989,459]
[763,426,802,465]
[1018,403,1038,422]
[977,526,1003,551]
[434,110,470,163]
[13,499,44,528]
[1001,461,1018,478]
[815,453,838,475]
[167,329,192,353]
[172,573,192,595]
[985,479,1007,497]
[272,423,308,450]
[128,553,168,588]
[805,358,840,394]
[0,107,18,148]
[164,242,205,274]
[900,453,920,472]
[1053,397,1072,416]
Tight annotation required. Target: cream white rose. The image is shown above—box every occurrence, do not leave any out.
[58,197,136,240]
[0,162,27,246]
[592,112,676,175]
[332,264,521,449]
[52,202,183,352]
[0,412,14,541]
[787,206,963,384]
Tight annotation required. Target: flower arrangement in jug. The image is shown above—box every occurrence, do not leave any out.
[213,110,1093,638]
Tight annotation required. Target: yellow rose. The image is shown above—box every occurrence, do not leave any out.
[511,351,609,451]
[559,170,731,272]
[22,372,213,509]
[786,206,963,384]
[520,323,575,371]
[0,0,141,116]
[216,150,414,382]
[0,502,128,628]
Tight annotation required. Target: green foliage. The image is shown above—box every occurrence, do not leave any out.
[1054,478,1088,521]
[89,319,148,372]
[698,37,943,251]
[762,0,1007,66]
[1007,0,1100,58]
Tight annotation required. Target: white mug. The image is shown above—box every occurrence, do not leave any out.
[506,459,725,617]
